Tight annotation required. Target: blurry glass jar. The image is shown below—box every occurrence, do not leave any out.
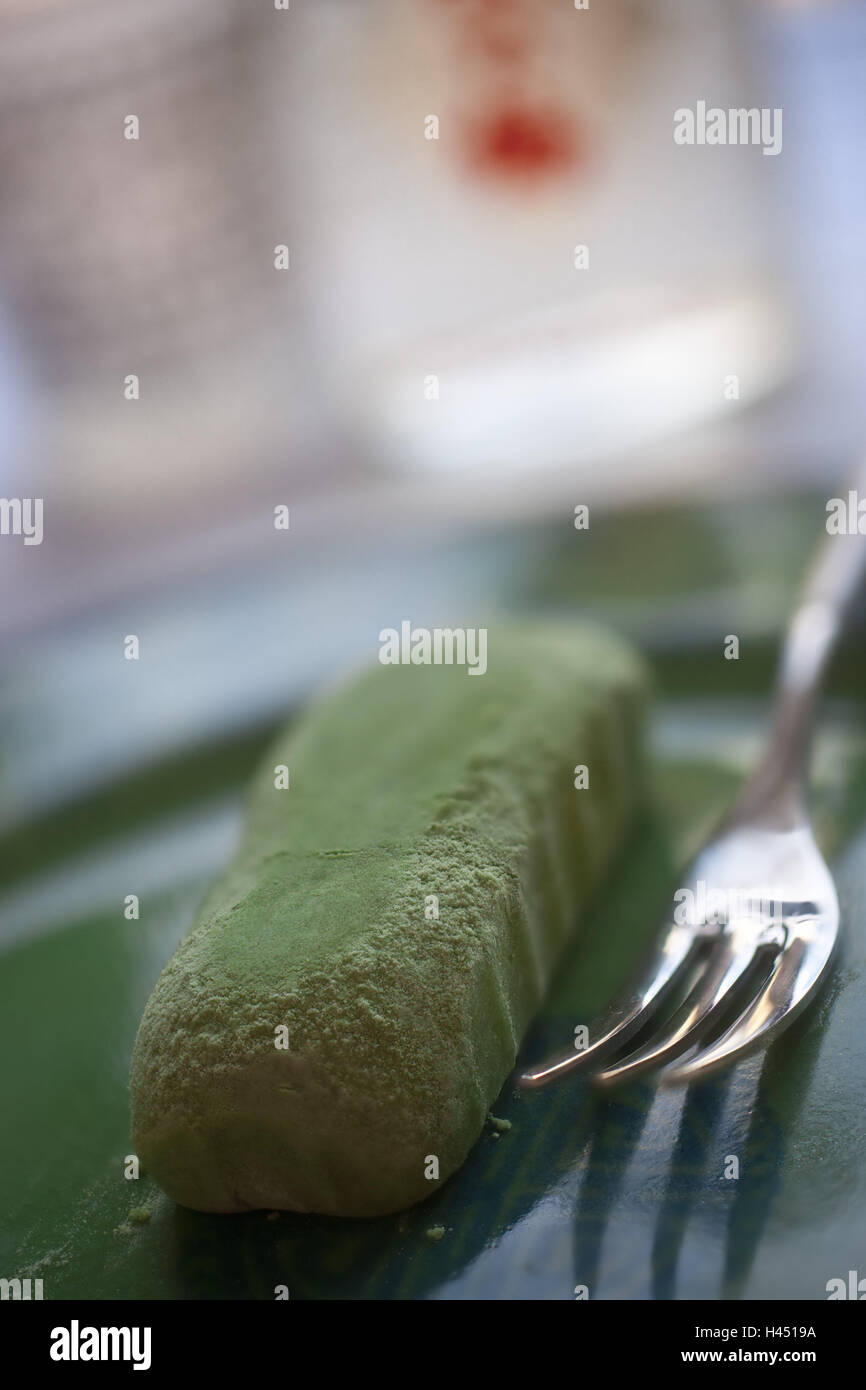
[285,0,793,497]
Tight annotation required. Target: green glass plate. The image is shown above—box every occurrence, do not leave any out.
[3,496,866,1300]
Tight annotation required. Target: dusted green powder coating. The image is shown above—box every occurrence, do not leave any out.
[130,624,646,1217]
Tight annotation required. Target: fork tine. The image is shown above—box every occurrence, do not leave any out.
[659,929,835,1086]
[518,923,701,1088]
[591,934,768,1088]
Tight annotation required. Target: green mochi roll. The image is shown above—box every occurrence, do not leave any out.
[130,623,646,1217]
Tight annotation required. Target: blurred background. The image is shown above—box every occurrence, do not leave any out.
[3,0,866,1302]
[0,0,864,612]
[1,0,865,830]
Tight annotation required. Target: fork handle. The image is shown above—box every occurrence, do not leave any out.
[736,473,866,824]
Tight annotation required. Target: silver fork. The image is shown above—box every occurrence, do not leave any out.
[521,485,866,1089]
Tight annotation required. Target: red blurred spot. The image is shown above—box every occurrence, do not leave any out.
[467,105,580,181]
